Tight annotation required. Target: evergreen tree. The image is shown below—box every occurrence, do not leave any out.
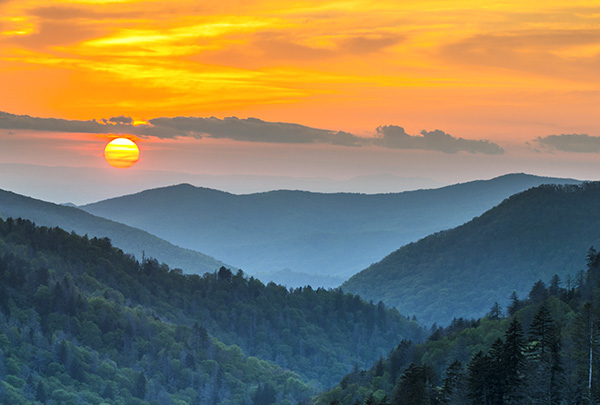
[487,302,503,320]
[487,338,506,404]
[548,275,561,297]
[134,372,147,399]
[529,280,547,304]
[526,305,563,404]
[528,305,554,357]
[502,317,526,403]
[467,351,491,404]
[392,363,437,405]
[439,360,467,404]
[364,393,377,405]
[35,381,47,403]
[508,291,521,316]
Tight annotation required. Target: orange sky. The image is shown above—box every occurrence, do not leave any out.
[1,0,599,137]
[1,0,600,202]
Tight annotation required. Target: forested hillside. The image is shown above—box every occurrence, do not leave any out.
[319,248,600,404]
[80,174,579,286]
[0,188,227,275]
[343,182,600,326]
[0,218,422,404]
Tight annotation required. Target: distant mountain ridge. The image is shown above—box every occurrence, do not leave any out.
[342,182,600,326]
[0,188,227,274]
[81,173,581,286]
[0,162,443,205]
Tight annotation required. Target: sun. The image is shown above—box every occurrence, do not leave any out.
[104,138,140,168]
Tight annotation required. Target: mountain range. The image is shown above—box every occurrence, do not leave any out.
[0,172,596,403]
[0,188,227,275]
[342,182,600,326]
[0,163,443,206]
[80,173,581,287]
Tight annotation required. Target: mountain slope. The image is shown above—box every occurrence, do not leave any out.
[80,173,580,285]
[0,217,423,403]
[319,249,600,404]
[0,188,227,274]
[0,218,313,404]
[342,182,600,326]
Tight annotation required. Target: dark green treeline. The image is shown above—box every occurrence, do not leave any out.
[318,248,600,404]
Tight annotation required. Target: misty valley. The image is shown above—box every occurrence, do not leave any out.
[1,175,600,404]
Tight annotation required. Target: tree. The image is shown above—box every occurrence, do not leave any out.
[586,247,600,271]
[467,351,491,404]
[548,275,561,297]
[529,280,547,304]
[502,317,526,403]
[253,383,277,405]
[392,363,437,405]
[364,393,377,405]
[528,305,554,357]
[508,291,521,316]
[487,302,503,320]
[487,338,506,404]
[526,305,563,403]
[35,381,47,403]
[439,360,467,404]
[134,372,147,399]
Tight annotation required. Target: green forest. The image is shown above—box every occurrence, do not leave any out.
[0,217,423,404]
[343,182,600,326]
[319,248,600,404]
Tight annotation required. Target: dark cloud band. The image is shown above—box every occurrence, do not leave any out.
[536,133,600,153]
[374,125,504,155]
[0,111,504,154]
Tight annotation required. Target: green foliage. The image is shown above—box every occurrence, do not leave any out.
[0,217,422,403]
[319,247,600,404]
[343,183,600,326]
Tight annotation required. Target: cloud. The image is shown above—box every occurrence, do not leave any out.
[4,19,101,50]
[107,116,133,124]
[147,116,363,146]
[0,111,107,133]
[28,6,126,20]
[339,34,403,54]
[0,111,503,153]
[440,29,600,81]
[254,35,334,61]
[536,133,600,153]
[0,111,362,146]
[374,126,504,155]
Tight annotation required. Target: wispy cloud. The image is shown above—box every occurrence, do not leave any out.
[440,29,600,81]
[0,111,504,153]
[536,133,600,153]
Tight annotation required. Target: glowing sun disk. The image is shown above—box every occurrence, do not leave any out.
[104,138,140,168]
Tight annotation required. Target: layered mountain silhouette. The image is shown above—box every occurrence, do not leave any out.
[342,182,600,326]
[0,188,227,274]
[81,174,580,286]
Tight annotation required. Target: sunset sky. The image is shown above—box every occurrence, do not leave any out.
[1,0,600,203]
